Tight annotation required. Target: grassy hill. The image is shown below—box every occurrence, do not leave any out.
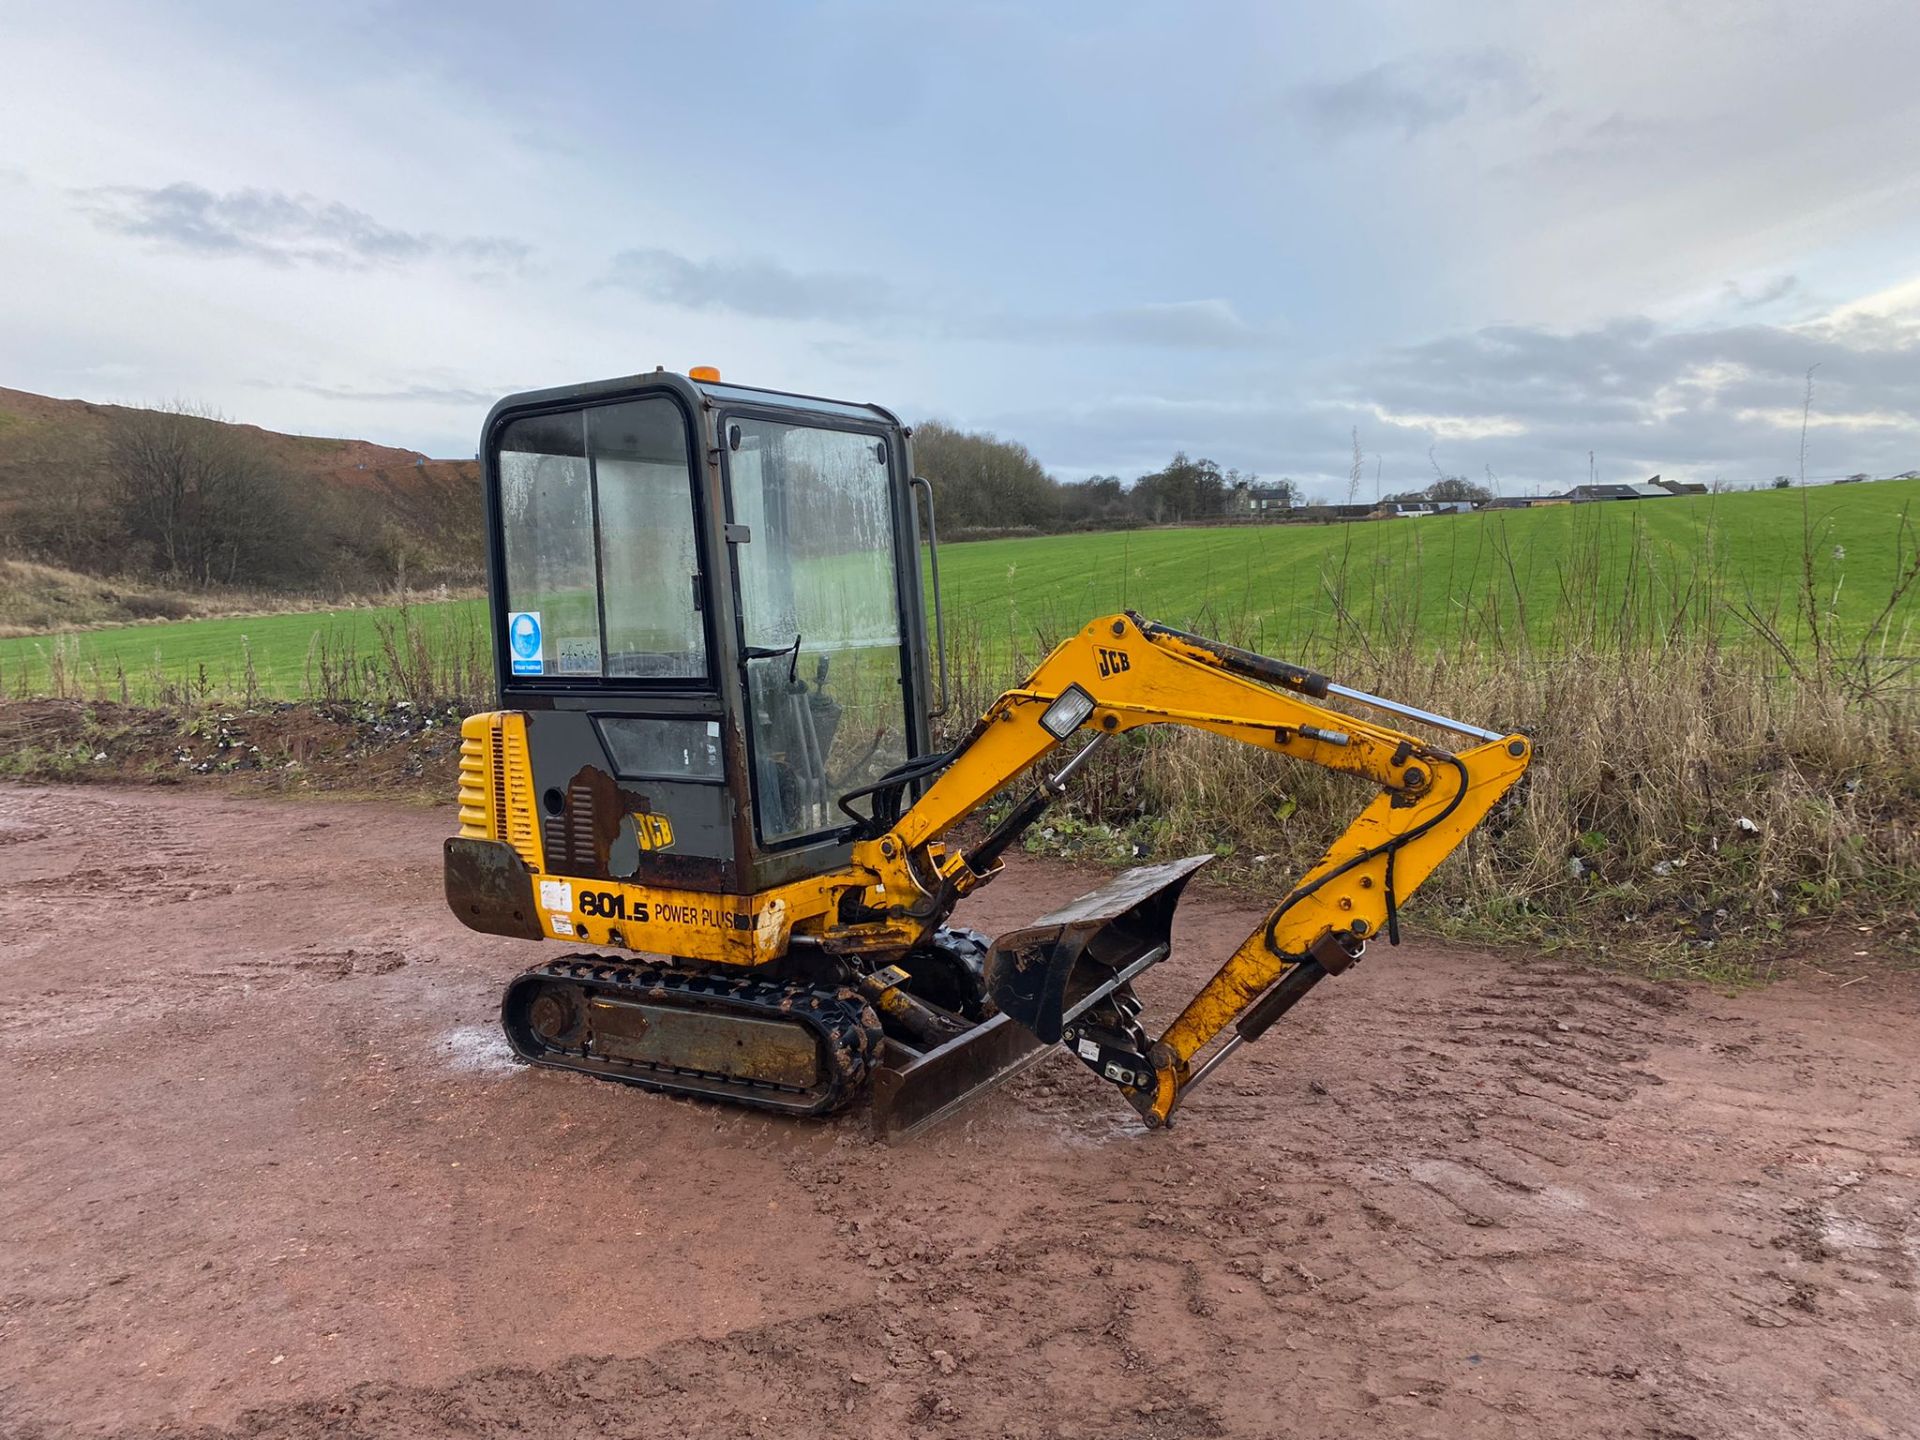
[0,385,483,606]
[0,384,457,489]
[3,478,1914,701]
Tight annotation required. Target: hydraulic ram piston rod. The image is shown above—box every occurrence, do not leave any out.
[1323,682,1504,744]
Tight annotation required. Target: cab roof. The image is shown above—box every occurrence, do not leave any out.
[483,370,901,437]
[691,377,898,426]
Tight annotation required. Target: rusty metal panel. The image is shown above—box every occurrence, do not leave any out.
[444,838,545,940]
[586,998,820,1089]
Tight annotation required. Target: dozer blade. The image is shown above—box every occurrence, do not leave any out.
[868,854,1212,1141]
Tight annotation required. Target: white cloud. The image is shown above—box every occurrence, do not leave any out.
[1367,407,1528,441]
[603,249,891,321]
[603,249,1264,350]
[1293,47,1539,139]
[75,182,530,274]
[1079,301,1260,349]
[1733,407,1919,432]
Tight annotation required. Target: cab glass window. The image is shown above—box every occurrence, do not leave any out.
[496,398,705,682]
[727,418,908,842]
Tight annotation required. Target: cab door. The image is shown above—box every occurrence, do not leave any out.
[722,414,916,846]
[489,391,738,888]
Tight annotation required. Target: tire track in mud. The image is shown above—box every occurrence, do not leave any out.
[724,954,1697,1438]
[0,787,417,1049]
[1661,988,1920,1417]
[1215,958,1683,1431]
[1372,962,1679,1227]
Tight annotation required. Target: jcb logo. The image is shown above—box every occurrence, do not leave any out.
[1097,647,1131,678]
[633,812,675,852]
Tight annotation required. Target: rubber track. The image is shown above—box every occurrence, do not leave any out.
[501,955,885,1116]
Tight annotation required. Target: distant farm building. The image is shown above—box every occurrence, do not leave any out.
[1564,482,1673,502]
[1560,475,1706,502]
[1295,503,1377,522]
[1246,468,1845,526]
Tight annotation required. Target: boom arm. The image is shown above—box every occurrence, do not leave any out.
[856,613,1531,1126]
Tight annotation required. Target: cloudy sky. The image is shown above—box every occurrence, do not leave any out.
[4,1,1919,495]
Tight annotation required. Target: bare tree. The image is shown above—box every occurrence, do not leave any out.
[911,420,1060,531]
[1427,475,1494,503]
[106,402,313,586]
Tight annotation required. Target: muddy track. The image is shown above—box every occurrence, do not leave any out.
[0,783,1914,1439]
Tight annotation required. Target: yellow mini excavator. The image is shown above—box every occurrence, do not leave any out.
[446,368,1531,1136]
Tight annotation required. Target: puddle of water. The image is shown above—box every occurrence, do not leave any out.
[1904,1229,1920,1319]
[1822,1209,1892,1254]
[1022,1099,1156,1149]
[1539,1183,1593,1212]
[439,1024,520,1076]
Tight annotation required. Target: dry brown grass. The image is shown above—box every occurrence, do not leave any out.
[0,558,225,634]
[938,520,1920,975]
[0,557,482,638]
[288,603,492,714]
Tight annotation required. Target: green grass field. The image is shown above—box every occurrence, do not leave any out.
[0,601,490,702]
[4,480,1916,700]
[937,480,1920,655]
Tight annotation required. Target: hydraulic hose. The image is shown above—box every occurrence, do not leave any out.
[1261,753,1473,960]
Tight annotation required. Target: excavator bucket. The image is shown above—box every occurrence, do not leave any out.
[986,853,1213,1043]
[868,854,1212,1140]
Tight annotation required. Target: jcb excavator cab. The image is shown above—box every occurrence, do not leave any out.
[474,368,941,898]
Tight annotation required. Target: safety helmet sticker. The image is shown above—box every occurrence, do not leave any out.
[507,611,543,675]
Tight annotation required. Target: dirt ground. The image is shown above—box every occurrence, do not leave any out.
[1,783,1915,1440]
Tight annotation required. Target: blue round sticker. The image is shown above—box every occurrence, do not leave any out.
[508,612,543,673]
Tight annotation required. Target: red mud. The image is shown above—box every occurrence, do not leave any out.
[1,783,1915,1439]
